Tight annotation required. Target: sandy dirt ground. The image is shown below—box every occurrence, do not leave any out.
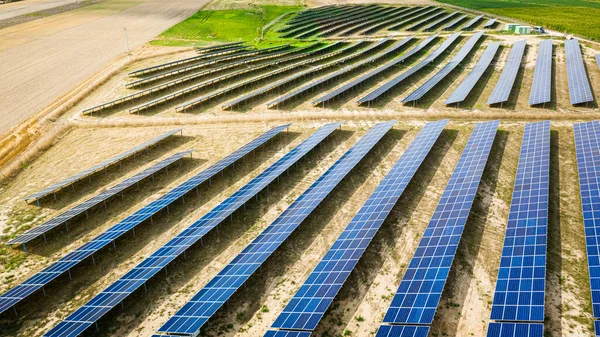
[0,121,593,337]
[0,0,77,20]
[0,0,210,136]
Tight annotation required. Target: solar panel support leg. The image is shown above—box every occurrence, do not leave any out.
[13,306,17,317]
[71,184,75,192]
[43,233,47,243]
[68,269,72,280]
[104,201,107,209]
[53,192,57,200]
[165,267,168,276]
[133,228,136,237]
[22,243,26,253]
[92,254,96,266]
[182,196,185,204]
[42,287,46,297]
[144,283,147,292]
[96,322,99,332]
[167,205,170,214]
[35,199,40,208]
[65,223,69,231]
[85,210,89,220]
[113,241,117,249]
[121,302,124,311]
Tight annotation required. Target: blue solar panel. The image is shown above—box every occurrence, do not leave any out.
[487,40,527,106]
[445,41,500,105]
[487,323,544,337]
[9,151,192,246]
[596,320,600,337]
[403,31,484,103]
[156,121,395,336]
[24,129,182,203]
[266,120,448,334]
[565,39,594,105]
[489,121,549,325]
[574,120,600,333]
[380,120,499,326]
[376,325,430,337]
[358,32,462,105]
[42,122,341,337]
[264,331,311,337]
[529,40,552,106]
[0,124,289,316]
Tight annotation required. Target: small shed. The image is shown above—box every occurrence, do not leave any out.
[516,26,531,34]
[505,23,520,31]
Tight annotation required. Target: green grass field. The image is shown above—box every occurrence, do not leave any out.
[437,0,600,41]
[151,5,305,47]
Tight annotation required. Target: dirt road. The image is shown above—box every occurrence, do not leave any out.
[0,0,208,135]
[0,0,76,20]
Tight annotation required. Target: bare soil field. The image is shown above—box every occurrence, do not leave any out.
[0,0,210,136]
[0,121,592,337]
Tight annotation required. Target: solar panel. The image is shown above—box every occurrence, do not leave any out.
[403,31,485,103]
[42,122,342,337]
[528,40,553,106]
[489,121,550,325]
[9,150,192,246]
[339,7,412,36]
[388,7,442,31]
[487,323,544,337]
[156,121,394,337]
[264,331,311,337]
[404,11,447,31]
[267,120,447,334]
[358,32,462,105]
[380,120,499,327]
[573,120,600,333]
[376,325,430,337]
[596,54,600,71]
[483,18,497,29]
[362,7,432,35]
[318,6,398,37]
[24,129,182,205]
[487,40,527,106]
[314,34,438,106]
[445,41,500,105]
[596,320,600,337]
[268,37,412,108]
[442,14,468,31]
[422,11,459,31]
[461,15,483,30]
[0,124,289,316]
[565,39,594,105]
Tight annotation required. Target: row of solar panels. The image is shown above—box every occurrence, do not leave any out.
[10,119,600,337]
[281,5,493,39]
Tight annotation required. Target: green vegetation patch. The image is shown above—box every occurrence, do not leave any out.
[151,5,304,47]
[438,0,600,41]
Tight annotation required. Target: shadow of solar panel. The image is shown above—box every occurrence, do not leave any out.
[528,40,552,106]
[565,39,594,105]
[574,120,600,333]
[24,129,182,203]
[489,121,550,323]
[403,31,484,103]
[9,150,192,246]
[0,125,289,316]
[266,120,448,334]
[376,325,430,337]
[381,120,499,326]
[314,34,437,106]
[446,41,500,105]
[42,123,341,337]
[487,322,544,337]
[156,121,395,337]
[358,32,462,105]
[487,40,526,106]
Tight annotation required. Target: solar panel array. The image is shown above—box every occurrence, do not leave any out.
[445,41,500,105]
[422,11,459,31]
[293,6,384,39]
[403,31,484,103]
[156,121,394,337]
[196,42,244,54]
[483,18,497,28]
[528,40,553,106]
[442,14,467,31]
[340,7,411,36]
[267,37,412,108]
[487,323,544,337]
[388,7,441,31]
[405,11,447,31]
[9,150,192,246]
[0,125,289,316]
[24,129,182,204]
[266,120,448,335]
[376,325,430,337]
[362,7,431,35]
[314,34,438,106]
[43,122,341,337]
[565,39,594,105]
[487,121,549,337]
[358,32,462,105]
[573,120,600,335]
[378,120,499,331]
[461,15,483,30]
[319,6,397,37]
[487,40,527,105]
